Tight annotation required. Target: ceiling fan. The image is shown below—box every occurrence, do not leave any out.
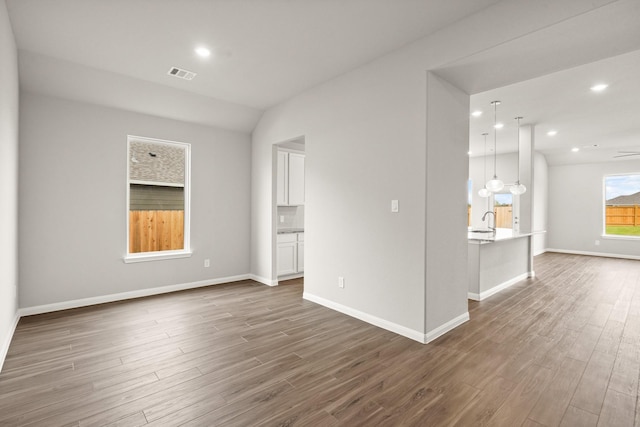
[614,151,640,158]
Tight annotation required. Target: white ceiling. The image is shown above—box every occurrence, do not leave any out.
[6,0,640,165]
[469,49,640,166]
[6,0,499,109]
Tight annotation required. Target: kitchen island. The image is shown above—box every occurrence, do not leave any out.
[468,228,533,301]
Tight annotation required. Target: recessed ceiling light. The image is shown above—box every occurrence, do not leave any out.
[571,147,580,152]
[494,123,504,129]
[590,83,608,92]
[471,110,482,117]
[547,130,557,136]
[195,46,211,58]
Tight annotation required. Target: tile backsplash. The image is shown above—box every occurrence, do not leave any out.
[277,206,304,230]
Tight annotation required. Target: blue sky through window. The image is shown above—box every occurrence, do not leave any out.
[605,174,640,200]
[495,193,512,205]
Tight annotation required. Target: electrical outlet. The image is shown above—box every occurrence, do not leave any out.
[595,240,600,246]
[338,277,345,288]
[204,259,210,268]
[280,215,285,223]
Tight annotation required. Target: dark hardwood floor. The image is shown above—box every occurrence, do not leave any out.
[1,253,639,426]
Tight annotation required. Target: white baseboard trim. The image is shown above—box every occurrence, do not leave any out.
[425,312,470,344]
[19,274,252,317]
[303,292,470,345]
[249,274,278,287]
[468,272,532,302]
[0,311,20,373]
[277,273,304,282]
[546,248,640,261]
[303,292,426,343]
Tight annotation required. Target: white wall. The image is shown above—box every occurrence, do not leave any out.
[425,73,470,338]
[253,50,429,336]
[533,152,548,255]
[0,0,19,370]
[548,160,640,259]
[250,0,626,341]
[18,92,251,309]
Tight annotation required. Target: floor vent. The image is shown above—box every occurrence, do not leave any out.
[167,67,197,81]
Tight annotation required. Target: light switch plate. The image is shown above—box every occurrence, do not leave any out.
[391,200,399,213]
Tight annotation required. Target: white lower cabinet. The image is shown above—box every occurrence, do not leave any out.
[277,232,304,276]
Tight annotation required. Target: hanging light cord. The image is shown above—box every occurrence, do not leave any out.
[515,117,522,184]
[482,133,488,184]
[492,101,499,179]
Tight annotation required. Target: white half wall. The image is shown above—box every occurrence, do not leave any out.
[0,0,20,371]
[18,92,252,308]
[548,159,640,258]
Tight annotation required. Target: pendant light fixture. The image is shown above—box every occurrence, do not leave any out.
[478,133,491,198]
[486,101,504,192]
[510,116,527,195]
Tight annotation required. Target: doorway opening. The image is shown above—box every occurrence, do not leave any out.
[274,137,305,285]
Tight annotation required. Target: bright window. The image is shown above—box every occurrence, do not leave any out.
[604,174,640,237]
[125,136,191,262]
[494,193,513,229]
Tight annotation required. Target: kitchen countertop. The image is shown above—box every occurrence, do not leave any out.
[277,228,304,234]
[468,228,532,244]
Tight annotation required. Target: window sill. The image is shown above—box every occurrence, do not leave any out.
[124,250,193,263]
[601,234,640,241]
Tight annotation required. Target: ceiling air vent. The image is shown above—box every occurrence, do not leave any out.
[167,67,197,81]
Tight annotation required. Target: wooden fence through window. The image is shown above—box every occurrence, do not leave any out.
[467,205,513,228]
[606,205,640,226]
[470,205,640,229]
[494,206,512,229]
[129,210,184,253]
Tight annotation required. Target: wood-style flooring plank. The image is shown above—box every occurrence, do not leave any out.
[570,350,616,415]
[597,388,636,427]
[485,363,555,427]
[527,356,586,426]
[560,405,599,427]
[2,254,640,426]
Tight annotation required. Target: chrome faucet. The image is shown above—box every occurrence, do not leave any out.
[481,211,496,231]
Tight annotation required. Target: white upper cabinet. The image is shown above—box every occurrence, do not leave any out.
[276,151,289,206]
[277,150,305,206]
[288,153,305,206]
